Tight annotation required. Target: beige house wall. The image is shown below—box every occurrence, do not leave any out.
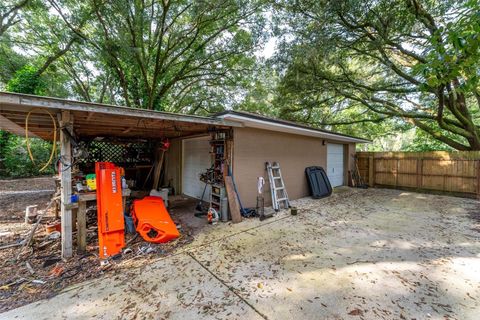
[232,127,356,208]
[165,128,357,205]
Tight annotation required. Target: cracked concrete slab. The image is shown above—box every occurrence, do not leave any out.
[2,253,263,320]
[2,188,479,319]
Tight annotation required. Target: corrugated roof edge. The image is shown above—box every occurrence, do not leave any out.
[214,110,371,143]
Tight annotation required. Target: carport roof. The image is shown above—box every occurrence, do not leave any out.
[0,92,240,141]
[0,92,370,144]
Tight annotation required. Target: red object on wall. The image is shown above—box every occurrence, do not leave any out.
[95,162,125,259]
[132,196,179,243]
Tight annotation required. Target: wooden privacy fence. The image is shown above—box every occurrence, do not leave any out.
[356,151,480,198]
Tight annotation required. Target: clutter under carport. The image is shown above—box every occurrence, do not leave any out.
[1,91,342,269]
[0,94,243,263]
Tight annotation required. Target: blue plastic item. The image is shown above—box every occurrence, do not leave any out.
[70,194,79,203]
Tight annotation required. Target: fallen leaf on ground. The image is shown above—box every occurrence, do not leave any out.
[348,308,363,316]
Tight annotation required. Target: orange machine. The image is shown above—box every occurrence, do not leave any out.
[95,162,125,259]
[132,196,179,243]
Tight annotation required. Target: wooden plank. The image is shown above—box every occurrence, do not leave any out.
[77,200,87,252]
[357,151,480,161]
[368,155,374,186]
[225,176,241,223]
[0,114,39,137]
[72,208,77,232]
[373,171,476,179]
[152,148,165,190]
[395,159,399,187]
[60,110,73,258]
[356,151,480,197]
[78,189,132,201]
[416,159,423,188]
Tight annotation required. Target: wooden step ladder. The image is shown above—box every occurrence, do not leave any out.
[266,162,290,211]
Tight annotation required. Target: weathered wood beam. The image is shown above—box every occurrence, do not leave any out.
[59,110,73,259]
[86,112,94,121]
[0,114,38,137]
[0,92,241,127]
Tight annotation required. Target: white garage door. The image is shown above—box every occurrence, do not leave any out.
[182,136,211,200]
[327,143,344,187]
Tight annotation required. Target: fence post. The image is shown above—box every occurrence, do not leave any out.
[368,155,374,186]
[395,158,399,187]
[416,158,423,189]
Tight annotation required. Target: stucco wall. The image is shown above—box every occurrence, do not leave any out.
[233,127,322,207]
[165,129,357,204]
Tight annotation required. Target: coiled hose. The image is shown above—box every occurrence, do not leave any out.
[25,108,57,172]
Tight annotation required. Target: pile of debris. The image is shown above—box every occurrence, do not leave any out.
[0,191,194,313]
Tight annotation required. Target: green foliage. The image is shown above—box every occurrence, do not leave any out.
[2,0,479,156]
[0,134,55,178]
[419,3,480,92]
[237,64,280,116]
[30,0,267,111]
[0,38,27,88]
[271,0,480,150]
[403,129,455,152]
[6,65,45,94]
[357,128,455,152]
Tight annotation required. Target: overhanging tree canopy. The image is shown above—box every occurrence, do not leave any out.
[273,0,480,150]
[50,0,265,111]
[2,0,266,112]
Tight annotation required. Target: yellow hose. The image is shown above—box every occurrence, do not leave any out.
[25,108,57,172]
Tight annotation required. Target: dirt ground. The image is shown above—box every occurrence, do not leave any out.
[2,187,479,319]
[0,177,201,313]
[0,177,55,221]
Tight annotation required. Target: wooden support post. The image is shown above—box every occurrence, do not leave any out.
[224,139,231,179]
[72,208,77,232]
[77,200,87,252]
[59,111,73,258]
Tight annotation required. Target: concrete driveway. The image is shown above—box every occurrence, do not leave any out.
[3,188,480,319]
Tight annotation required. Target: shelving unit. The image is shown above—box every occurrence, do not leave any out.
[210,184,226,214]
[209,129,232,219]
[209,130,231,185]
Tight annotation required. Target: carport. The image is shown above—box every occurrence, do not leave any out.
[0,92,240,258]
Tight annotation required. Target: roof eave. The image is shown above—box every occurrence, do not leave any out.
[0,92,241,128]
[216,113,370,144]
